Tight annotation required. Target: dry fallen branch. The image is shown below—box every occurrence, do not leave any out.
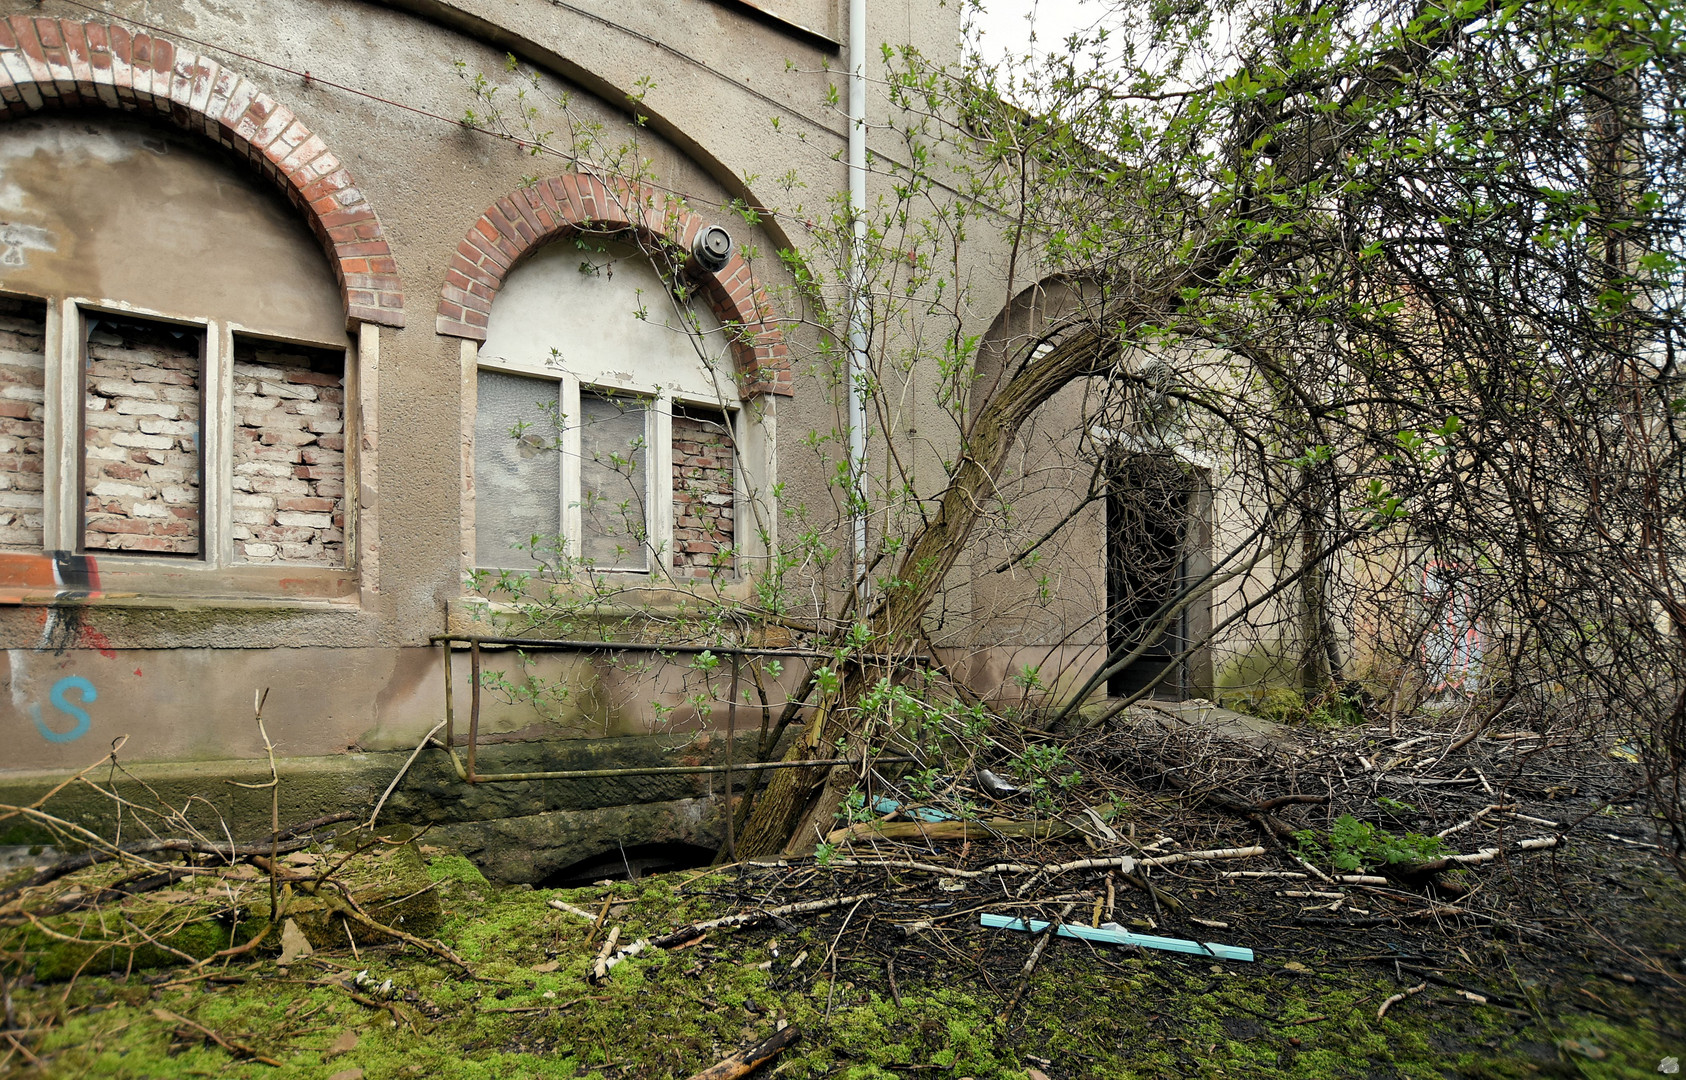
[7,835,315,892]
[1140,846,1267,868]
[998,902,1076,1024]
[1376,982,1428,1019]
[596,937,649,979]
[547,899,599,921]
[682,1023,801,1080]
[1397,835,1563,877]
[0,736,131,829]
[1435,804,1515,839]
[830,846,1266,899]
[826,816,1096,844]
[151,1007,281,1067]
[367,719,448,829]
[590,926,622,982]
[324,883,472,973]
[652,892,879,949]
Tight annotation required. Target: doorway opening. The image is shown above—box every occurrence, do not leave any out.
[1105,451,1199,700]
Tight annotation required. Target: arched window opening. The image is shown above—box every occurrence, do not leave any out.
[0,115,352,574]
[472,239,753,581]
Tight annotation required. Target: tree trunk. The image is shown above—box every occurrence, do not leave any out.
[735,322,1130,854]
[733,692,837,857]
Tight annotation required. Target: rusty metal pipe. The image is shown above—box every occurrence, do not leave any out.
[432,634,913,786]
[445,756,913,783]
[468,639,481,783]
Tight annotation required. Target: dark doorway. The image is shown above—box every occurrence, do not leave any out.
[1105,452,1196,699]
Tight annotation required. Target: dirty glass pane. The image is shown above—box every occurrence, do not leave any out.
[579,391,648,571]
[475,370,561,568]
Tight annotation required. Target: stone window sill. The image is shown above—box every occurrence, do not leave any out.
[2,558,358,610]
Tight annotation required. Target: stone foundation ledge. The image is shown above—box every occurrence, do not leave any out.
[0,729,777,881]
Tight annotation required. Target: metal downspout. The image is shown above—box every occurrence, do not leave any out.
[848,0,869,600]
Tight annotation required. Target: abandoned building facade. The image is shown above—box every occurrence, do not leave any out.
[0,0,1257,881]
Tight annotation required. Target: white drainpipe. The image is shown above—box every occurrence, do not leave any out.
[847,0,869,597]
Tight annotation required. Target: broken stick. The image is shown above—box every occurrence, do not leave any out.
[682,1023,802,1080]
[998,902,1075,1023]
[1377,982,1428,1019]
[590,926,622,981]
[652,892,878,949]
[151,1008,281,1067]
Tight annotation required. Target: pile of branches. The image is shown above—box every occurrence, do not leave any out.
[0,695,467,1067]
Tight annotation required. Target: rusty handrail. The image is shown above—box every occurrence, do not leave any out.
[430,634,913,843]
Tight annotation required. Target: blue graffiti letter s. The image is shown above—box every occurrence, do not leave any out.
[31,675,96,743]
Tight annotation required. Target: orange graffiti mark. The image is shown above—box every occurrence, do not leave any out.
[0,552,101,604]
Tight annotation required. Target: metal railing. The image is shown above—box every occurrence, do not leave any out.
[430,634,916,859]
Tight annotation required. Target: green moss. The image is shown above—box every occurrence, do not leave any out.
[24,926,269,983]
[426,853,490,887]
[0,820,56,847]
[11,866,1682,1080]
[10,840,440,983]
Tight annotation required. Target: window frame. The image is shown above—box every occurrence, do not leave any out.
[472,353,749,578]
[0,290,360,593]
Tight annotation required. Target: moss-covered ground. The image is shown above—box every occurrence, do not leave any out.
[6,848,1681,1079]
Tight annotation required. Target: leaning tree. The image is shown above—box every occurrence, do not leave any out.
[458,0,1686,865]
[729,0,1686,858]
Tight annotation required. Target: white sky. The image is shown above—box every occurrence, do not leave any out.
[964,0,1112,64]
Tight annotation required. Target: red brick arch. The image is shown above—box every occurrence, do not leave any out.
[436,174,791,397]
[0,16,404,328]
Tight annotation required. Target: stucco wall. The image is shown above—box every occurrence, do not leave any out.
[0,1,1298,886]
[0,0,1014,789]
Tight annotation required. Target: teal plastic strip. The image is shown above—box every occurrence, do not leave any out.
[979,913,1255,963]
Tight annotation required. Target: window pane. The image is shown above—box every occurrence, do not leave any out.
[84,315,202,556]
[231,337,346,565]
[0,296,47,550]
[475,370,561,568]
[579,392,648,571]
[671,405,735,579]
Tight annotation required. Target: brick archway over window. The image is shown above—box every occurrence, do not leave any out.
[0,16,404,328]
[437,174,791,397]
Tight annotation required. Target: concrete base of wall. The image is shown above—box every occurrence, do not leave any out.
[0,730,778,883]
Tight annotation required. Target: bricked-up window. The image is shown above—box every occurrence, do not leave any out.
[0,296,48,550]
[231,337,346,565]
[83,316,204,556]
[671,406,736,580]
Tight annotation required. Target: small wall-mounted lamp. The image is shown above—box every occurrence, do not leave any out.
[690,225,733,273]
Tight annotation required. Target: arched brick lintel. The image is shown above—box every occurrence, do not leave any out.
[0,16,405,329]
[437,174,792,398]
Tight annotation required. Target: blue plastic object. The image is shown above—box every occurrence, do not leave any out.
[871,796,956,823]
[979,913,1254,962]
